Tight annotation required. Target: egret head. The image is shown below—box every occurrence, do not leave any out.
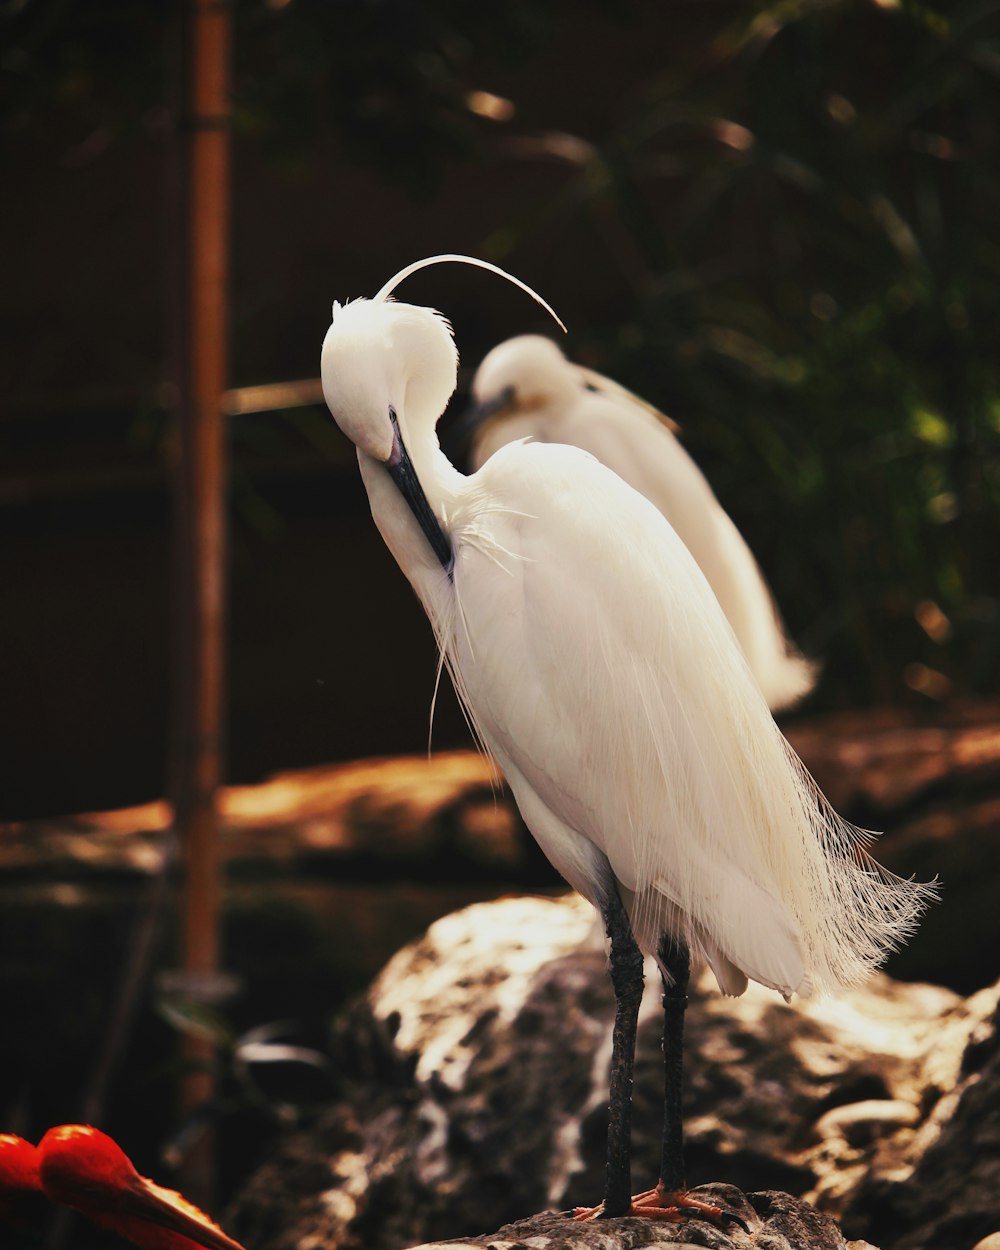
[472,335,574,415]
[448,335,576,458]
[321,298,458,462]
[320,257,565,575]
[321,255,564,463]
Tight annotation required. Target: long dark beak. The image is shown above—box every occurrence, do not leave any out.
[444,385,516,462]
[387,408,453,577]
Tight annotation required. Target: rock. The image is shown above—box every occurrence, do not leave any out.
[409,1188,841,1249]
[227,895,1000,1250]
[839,988,1000,1250]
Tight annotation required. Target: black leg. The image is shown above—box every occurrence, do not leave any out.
[657,933,690,1193]
[598,885,645,1218]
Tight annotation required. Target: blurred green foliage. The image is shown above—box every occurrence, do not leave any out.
[481,0,1000,706]
[3,0,998,707]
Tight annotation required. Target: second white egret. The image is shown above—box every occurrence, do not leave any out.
[458,334,815,713]
[320,256,935,1226]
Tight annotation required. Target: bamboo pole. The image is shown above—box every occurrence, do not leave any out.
[170,0,232,1206]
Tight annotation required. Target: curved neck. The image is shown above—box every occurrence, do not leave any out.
[400,423,464,523]
[358,436,463,608]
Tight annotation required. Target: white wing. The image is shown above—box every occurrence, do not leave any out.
[556,386,816,713]
[439,441,932,998]
[471,364,815,713]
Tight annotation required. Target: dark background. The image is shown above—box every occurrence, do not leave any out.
[2,2,999,1239]
[4,0,998,821]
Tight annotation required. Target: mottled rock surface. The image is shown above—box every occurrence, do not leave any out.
[413,1188,854,1250]
[228,896,1000,1250]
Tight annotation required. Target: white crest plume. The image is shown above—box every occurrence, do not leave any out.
[374,254,567,334]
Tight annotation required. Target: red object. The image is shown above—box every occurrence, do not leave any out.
[0,1125,247,1250]
[0,1134,43,1227]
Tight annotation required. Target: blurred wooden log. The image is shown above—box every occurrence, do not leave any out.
[9,703,998,862]
[784,703,1000,814]
[3,704,999,991]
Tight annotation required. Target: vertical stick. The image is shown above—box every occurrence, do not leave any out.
[171,0,231,1208]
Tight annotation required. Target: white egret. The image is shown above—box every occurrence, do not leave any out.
[457,334,815,713]
[320,256,935,1225]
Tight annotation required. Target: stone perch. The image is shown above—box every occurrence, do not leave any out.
[407,1189,874,1249]
[227,896,1000,1250]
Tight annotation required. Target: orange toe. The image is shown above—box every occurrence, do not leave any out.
[570,1186,746,1231]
